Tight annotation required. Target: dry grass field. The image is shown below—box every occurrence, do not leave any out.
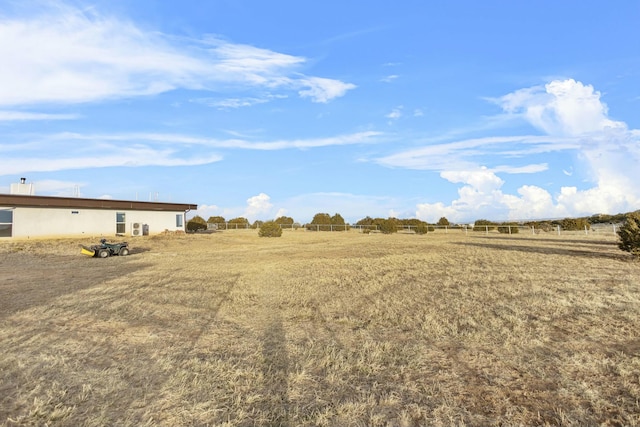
[1,230,639,426]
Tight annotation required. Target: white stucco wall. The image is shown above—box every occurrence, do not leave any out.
[4,206,186,238]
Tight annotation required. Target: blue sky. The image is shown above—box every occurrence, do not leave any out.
[1,1,639,224]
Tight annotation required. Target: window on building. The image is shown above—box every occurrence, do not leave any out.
[116,212,126,234]
[176,214,183,228]
[0,209,12,237]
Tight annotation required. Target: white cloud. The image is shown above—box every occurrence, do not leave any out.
[0,130,382,175]
[386,106,403,121]
[50,130,382,150]
[191,93,288,109]
[0,147,223,175]
[244,193,274,220]
[376,135,570,172]
[380,75,399,83]
[0,111,79,121]
[441,168,504,193]
[274,208,288,219]
[297,77,356,103]
[401,78,640,220]
[417,165,639,223]
[497,78,625,136]
[0,3,354,106]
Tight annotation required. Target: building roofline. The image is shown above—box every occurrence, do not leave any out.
[0,194,197,212]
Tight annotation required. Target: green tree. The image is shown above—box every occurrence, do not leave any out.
[560,217,590,231]
[307,213,332,231]
[252,220,264,229]
[275,216,295,229]
[437,217,450,226]
[414,223,430,235]
[259,221,283,237]
[356,216,374,226]
[207,216,226,230]
[617,211,640,258]
[228,217,249,229]
[498,223,520,234]
[275,216,294,225]
[377,218,398,234]
[331,213,348,231]
[473,219,496,232]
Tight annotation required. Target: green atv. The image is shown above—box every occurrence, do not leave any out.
[81,239,130,258]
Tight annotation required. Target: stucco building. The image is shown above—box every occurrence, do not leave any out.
[0,182,197,238]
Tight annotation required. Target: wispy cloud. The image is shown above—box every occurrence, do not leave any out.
[0,3,355,106]
[0,111,79,121]
[385,106,403,123]
[376,135,574,172]
[190,94,288,109]
[0,130,382,175]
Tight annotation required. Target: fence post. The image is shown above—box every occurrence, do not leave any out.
[557,225,561,235]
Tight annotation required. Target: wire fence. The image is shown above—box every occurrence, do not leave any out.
[204,222,622,236]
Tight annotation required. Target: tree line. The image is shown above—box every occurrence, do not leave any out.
[186,211,640,257]
[187,211,635,233]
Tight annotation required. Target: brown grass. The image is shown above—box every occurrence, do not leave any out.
[1,230,639,426]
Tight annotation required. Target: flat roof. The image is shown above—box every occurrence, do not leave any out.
[0,194,197,212]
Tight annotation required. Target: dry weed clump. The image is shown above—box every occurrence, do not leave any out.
[0,231,638,426]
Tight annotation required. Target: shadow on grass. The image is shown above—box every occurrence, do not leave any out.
[261,314,290,426]
[0,252,153,319]
[470,234,620,247]
[457,240,627,261]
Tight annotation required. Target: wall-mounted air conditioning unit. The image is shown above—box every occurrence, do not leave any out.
[131,222,142,236]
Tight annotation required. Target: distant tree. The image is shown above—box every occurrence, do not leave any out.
[307,213,332,231]
[207,216,226,230]
[437,217,450,226]
[473,219,496,232]
[525,220,554,233]
[617,211,640,258]
[259,221,283,237]
[207,216,225,224]
[331,213,349,231]
[228,217,250,229]
[356,216,374,226]
[275,216,294,225]
[275,216,295,229]
[414,223,430,235]
[377,218,398,234]
[252,220,264,229]
[498,223,520,234]
[560,217,590,231]
[187,215,207,232]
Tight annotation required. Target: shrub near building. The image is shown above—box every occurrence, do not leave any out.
[187,215,207,232]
